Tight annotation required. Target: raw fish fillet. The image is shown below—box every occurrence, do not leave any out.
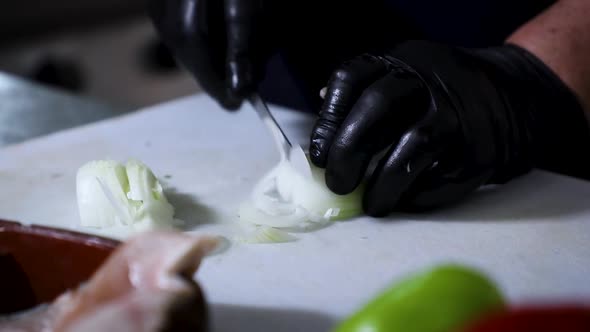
[1,231,219,332]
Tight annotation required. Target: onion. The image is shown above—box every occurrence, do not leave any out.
[238,152,363,232]
[274,160,363,220]
[239,226,297,244]
[76,159,175,233]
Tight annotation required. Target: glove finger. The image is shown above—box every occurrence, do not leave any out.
[224,0,264,101]
[310,54,389,167]
[363,116,446,217]
[324,71,429,195]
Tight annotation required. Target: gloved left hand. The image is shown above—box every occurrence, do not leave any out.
[310,40,590,217]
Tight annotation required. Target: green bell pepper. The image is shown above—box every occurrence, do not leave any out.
[334,264,505,332]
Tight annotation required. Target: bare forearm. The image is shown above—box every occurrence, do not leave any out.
[507,0,590,121]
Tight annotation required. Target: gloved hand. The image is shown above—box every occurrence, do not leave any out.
[310,40,590,217]
[147,0,272,110]
[147,0,415,111]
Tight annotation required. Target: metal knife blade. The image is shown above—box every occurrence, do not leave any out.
[249,94,312,178]
[249,93,292,159]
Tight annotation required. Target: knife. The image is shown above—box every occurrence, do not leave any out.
[249,93,312,178]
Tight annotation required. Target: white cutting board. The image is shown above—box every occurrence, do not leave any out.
[1,94,590,331]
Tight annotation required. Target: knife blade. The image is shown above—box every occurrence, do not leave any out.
[249,93,292,158]
[249,94,312,178]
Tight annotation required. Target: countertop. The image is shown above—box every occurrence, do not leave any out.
[0,72,126,148]
[1,93,589,331]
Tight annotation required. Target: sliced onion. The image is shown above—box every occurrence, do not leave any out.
[76,159,175,233]
[275,160,363,219]
[238,153,363,232]
[239,226,297,244]
[238,201,309,228]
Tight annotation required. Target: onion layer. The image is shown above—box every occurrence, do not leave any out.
[238,155,363,234]
[76,159,176,234]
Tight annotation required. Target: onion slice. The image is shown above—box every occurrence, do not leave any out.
[239,226,297,244]
[76,159,176,234]
[238,153,363,234]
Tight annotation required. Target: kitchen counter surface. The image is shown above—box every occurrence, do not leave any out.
[1,93,589,332]
[0,72,126,148]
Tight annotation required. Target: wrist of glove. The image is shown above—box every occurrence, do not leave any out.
[470,44,590,183]
[310,40,590,216]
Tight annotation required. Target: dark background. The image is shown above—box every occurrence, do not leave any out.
[0,1,199,109]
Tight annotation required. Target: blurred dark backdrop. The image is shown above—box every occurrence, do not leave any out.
[0,1,199,109]
[0,1,145,42]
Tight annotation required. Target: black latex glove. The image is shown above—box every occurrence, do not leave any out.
[147,0,418,111]
[147,0,271,110]
[310,40,590,217]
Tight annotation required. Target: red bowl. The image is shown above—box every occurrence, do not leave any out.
[0,219,120,314]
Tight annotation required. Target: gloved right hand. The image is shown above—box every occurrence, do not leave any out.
[148,0,273,110]
[147,0,410,112]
